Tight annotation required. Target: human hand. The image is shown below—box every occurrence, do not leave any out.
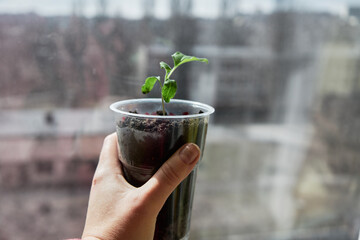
[81,133,201,240]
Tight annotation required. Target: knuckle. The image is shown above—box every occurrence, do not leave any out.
[160,161,181,187]
[91,174,103,186]
[92,169,107,185]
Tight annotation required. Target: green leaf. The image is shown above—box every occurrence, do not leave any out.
[141,76,160,94]
[160,61,171,75]
[171,52,184,67]
[171,51,208,68]
[162,80,177,103]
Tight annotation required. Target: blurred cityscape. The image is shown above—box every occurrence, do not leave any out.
[1,0,360,239]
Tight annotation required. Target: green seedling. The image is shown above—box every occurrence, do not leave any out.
[141,51,208,115]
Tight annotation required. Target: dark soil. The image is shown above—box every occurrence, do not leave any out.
[116,113,208,240]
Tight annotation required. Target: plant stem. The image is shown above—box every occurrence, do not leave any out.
[159,79,166,116]
[159,65,178,116]
[167,66,177,79]
[161,95,166,116]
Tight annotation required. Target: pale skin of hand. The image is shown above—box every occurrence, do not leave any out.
[82,133,201,240]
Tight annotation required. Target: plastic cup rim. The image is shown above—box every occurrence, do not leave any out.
[109,98,215,119]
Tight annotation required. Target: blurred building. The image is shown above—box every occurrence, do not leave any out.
[1,2,360,239]
[0,109,113,189]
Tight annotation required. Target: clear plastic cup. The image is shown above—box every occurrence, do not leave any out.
[110,98,214,240]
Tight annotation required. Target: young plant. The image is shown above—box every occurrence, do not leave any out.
[141,51,208,115]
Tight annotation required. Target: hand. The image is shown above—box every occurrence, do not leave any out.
[82,133,201,240]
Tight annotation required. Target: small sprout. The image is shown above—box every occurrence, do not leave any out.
[142,51,208,115]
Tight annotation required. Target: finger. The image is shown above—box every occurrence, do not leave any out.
[97,132,121,174]
[141,143,200,211]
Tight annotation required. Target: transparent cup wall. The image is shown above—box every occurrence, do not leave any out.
[110,99,214,240]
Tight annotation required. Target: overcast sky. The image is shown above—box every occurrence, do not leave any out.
[0,0,359,18]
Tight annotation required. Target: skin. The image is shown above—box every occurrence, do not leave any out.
[82,133,201,240]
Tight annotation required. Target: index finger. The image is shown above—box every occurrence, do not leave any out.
[97,132,121,173]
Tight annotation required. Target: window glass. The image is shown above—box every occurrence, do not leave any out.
[1,0,360,239]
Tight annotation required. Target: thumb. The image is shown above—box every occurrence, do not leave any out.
[141,143,201,212]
